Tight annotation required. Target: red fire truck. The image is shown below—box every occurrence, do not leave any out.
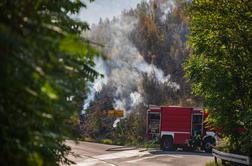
[147,105,217,152]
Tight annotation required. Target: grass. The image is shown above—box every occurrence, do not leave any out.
[205,161,223,166]
[81,137,95,142]
[144,143,159,149]
[80,136,160,149]
[80,136,114,145]
[99,139,113,144]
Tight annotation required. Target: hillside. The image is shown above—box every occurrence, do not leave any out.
[81,0,202,144]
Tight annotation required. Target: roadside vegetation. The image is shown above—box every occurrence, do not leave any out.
[205,161,223,166]
[185,0,252,156]
[0,0,99,166]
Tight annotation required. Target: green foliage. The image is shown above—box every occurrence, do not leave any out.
[99,139,113,145]
[81,99,147,146]
[184,0,252,155]
[80,88,114,140]
[205,161,223,166]
[112,105,147,146]
[0,0,99,165]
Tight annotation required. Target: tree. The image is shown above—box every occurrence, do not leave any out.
[129,0,198,106]
[0,0,99,165]
[184,0,252,155]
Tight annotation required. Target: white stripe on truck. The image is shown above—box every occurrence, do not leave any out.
[161,131,190,138]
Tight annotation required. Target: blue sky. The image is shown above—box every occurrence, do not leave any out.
[78,0,147,25]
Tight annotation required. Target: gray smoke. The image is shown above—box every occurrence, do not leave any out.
[83,3,179,116]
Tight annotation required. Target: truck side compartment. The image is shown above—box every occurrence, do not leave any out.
[160,106,192,145]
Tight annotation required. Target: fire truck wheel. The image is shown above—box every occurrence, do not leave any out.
[203,137,215,153]
[161,136,173,151]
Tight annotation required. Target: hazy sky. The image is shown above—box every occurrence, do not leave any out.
[78,0,147,25]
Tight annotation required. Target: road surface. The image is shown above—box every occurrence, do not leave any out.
[65,140,214,166]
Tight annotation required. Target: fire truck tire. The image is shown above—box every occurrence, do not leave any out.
[203,137,215,153]
[161,136,173,151]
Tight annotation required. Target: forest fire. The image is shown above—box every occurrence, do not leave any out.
[80,0,199,146]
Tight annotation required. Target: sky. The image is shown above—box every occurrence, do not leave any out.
[78,0,147,25]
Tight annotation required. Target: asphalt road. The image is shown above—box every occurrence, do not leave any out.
[65,140,214,166]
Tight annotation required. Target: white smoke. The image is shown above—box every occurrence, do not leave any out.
[83,2,179,116]
[160,1,174,22]
[148,0,175,22]
[130,91,143,107]
[82,57,108,113]
[113,118,121,128]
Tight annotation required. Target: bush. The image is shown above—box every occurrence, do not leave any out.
[0,1,99,165]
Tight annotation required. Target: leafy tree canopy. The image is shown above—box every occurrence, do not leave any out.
[184,0,252,155]
[0,0,99,165]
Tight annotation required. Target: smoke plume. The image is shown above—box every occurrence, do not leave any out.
[83,2,179,116]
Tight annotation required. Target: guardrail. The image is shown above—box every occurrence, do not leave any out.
[212,148,251,165]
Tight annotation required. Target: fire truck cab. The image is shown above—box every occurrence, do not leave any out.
[147,105,217,152]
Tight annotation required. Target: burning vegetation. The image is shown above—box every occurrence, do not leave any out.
[80,0,201,145]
